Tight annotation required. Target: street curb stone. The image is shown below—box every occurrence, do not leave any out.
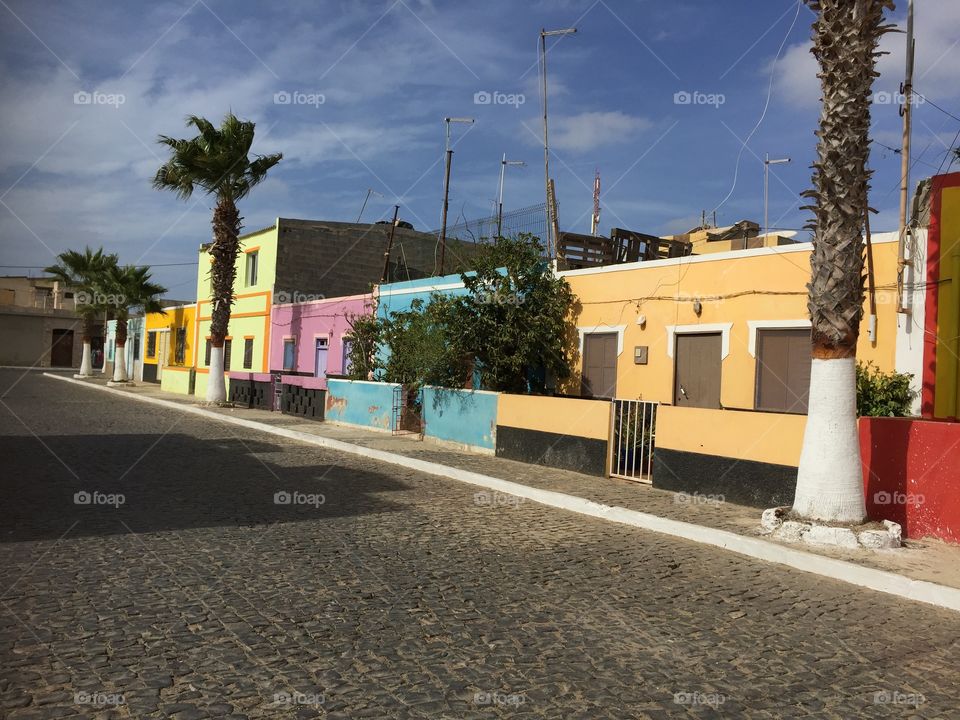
[45,372,960,614]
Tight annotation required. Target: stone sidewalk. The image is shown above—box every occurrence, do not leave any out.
[75,375,960,593]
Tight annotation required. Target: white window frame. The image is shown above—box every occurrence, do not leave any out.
[747,319,811,357]
[577,325,626,357]
[245,251,259,287]
[665,323,734,359]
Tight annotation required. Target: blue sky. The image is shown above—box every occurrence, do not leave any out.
[1,0,958,297]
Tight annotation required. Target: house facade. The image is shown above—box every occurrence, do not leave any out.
[104,316,145,380]
[142,303,197,394]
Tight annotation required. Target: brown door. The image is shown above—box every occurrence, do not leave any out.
[50,329,74,367]
[674,333,722,408]
[755,328,811,413]
[581,333,618,398]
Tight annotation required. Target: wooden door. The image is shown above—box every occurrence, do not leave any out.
[581,333,618,398]
[50,329,73,367]
[674,333,722,408]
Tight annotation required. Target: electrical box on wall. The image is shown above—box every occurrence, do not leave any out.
[634,346,648,364]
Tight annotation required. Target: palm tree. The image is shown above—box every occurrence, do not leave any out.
[793,0,895,522]
[44,247,118,376]
[153,113,281,402]
[105,265,167,382]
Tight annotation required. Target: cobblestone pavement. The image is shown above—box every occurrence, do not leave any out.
[2,370,959,719]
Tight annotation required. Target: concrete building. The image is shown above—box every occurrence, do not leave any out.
[662,220,800,256]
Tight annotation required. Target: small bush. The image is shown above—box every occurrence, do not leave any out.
[856,361,915,417]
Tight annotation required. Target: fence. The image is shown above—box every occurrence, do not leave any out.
[609,399,659,483]
[432,203,550,247]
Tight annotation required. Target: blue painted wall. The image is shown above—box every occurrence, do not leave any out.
[376,272,469,318]
[325,379,398,431]
[422,386,498,450]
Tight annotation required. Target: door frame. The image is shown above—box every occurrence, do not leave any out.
[314,336,329,378]
[581,331,619,399]
[671,330,725,408]
[155,329,170,381]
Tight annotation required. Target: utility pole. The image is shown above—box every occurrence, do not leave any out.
[764,153,791,239]
[896,0,915,313]
[497,154,526,238]
[439,150,453,275]
[591,169,601,236]
[439,117,473,276]
[380,205,400,283]
[540,27,576,257]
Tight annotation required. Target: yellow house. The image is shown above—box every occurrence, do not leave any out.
[142,303,197,394]
[560,232,907,413]
[193,222,277,398]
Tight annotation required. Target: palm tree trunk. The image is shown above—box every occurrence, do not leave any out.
[206,196,241,402]
[793,0,892,523]
[113,317,128,382]
[77,314,93,377]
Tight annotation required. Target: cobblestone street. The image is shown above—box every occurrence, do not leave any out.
[2,369,959,718]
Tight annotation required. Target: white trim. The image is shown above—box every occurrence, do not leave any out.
[666,323,733,359]
[578,325,626,357]
[326,378,402,388]
[378,280,465,297]
[556,232,898,279]
[44,371,960,615]
[747,319,811,357]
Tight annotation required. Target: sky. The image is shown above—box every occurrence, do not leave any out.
[1,0,958,298]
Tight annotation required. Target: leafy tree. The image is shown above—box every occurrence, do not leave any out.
[856,362,915,417]
[379,296,470,389]
[343,314,383,380]
[452,233,576,393]
[44,247,118,375]
[153,113,281,401]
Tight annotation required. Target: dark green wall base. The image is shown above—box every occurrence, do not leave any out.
[282,385,326,420]
[141,364,158,383]
[496,425,607,477]
[653,448,796,508]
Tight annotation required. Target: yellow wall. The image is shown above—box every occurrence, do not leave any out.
[194,222,278,390]
[657,405,807,466]
[497,393,610,440]
[144,304,196,368]
[562,238,900,408]
[934,184,960,418]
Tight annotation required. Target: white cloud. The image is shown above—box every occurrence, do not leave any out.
[546,111,652,153]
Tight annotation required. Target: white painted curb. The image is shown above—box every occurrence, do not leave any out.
[45,372,960,614]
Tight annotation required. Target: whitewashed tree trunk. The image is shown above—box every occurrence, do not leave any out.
[206,346,227,403]
[793,357,866,522]
[113,342,128,382]
[78,341,93,376]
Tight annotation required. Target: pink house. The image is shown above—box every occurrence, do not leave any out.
[270,292,374,390]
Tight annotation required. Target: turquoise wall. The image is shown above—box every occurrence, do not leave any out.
[422,386,498,450]
[325,379,397,431]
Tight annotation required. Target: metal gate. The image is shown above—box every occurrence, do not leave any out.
[609,399,658,483]
[392,385,423,437]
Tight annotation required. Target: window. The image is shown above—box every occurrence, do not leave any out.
[245,251,259,287]
[146,332,157,358]
[174,328,186,365]
[755,329,811,414]
[64,292,74,299]
[132,333,140,360]
[283,339,296,371]
[342,339,354,376]
[223,339,232,371]
[204,339,211,366]
[243,338,253,369]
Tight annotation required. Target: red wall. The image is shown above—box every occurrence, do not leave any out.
[860,417,960,543]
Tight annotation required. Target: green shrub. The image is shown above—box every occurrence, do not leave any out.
[856,361,915,417]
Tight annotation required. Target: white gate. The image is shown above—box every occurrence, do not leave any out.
[609,399,658,483]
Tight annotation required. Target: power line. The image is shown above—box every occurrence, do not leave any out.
[914,93,960,124]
